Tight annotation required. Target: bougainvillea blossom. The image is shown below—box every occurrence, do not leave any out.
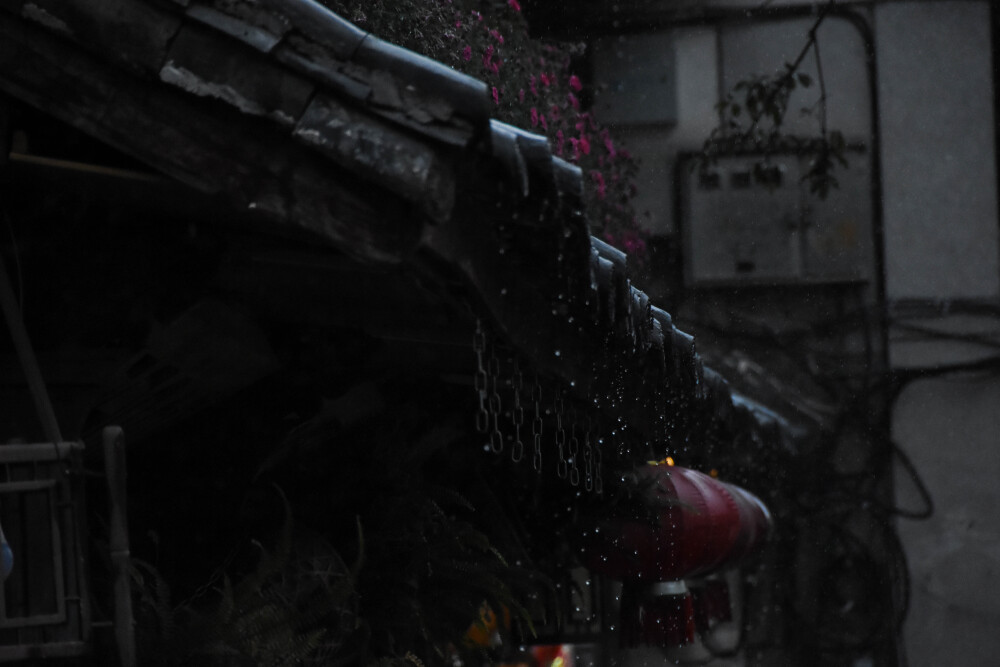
[322,0,646,262]
[591,170,607,199]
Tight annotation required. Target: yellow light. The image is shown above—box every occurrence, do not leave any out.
[710,468,719,478]
[647,457,676,467]
[552,657,565,667]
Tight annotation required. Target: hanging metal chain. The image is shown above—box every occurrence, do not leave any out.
[487,340,503,454]
[568,408,580,487]
[583,416,594,492]
[473,320,489,435]
[511,359,525,463]
[555,393,567,479]
[531,378,543,471]
[594,437,604,495]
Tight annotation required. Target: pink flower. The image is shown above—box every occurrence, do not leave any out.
[569,137,580,160]
[530,107,539,127]
[578,134,591,155]
[529,76,538,97]
[567,92,579,109]
[540,72,552,86]
[555,130,565,156]
[482,45,500,74]
[461,45,472,61]
[489,29,504,44]
[621,231,647,255]
[508,0,521,11]
[518,88,526,103]
[540,114,548,130]
[601,129,616,158]
[569,75,582,91]
[491,86,499,104]
[455,20,462,28]
[591,170,607,199]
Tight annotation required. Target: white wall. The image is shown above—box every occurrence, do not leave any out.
[877,2,999,300]
[876,3,1000,665]
[595,27,718,236]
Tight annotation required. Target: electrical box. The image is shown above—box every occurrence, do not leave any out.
[680,149,872,286]
[593,32,677,126]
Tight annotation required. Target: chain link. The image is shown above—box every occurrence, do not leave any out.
[555,393,567,479]
[473,321,489,434]
[511,359,524,463]
[568,409,580,487]
[531,378,543,471]
[594,438,603,495]
[487,341,503,454]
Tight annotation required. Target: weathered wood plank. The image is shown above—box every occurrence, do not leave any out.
[0,12,424,263]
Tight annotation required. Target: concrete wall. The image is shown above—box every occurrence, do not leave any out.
[876,2,999,300]
[594,27,718,236]
[876,2,1000,666]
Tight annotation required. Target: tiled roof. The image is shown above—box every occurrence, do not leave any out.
[0,0,805,472]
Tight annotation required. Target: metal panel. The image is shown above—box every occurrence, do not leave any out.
[681,149,872,286]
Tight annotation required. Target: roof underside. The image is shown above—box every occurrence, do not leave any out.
[0,0,808,465]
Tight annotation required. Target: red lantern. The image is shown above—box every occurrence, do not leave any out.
[582,463,772,647]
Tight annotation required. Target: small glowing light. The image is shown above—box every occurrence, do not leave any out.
[647,456,676,467]
[710,468,719,478]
